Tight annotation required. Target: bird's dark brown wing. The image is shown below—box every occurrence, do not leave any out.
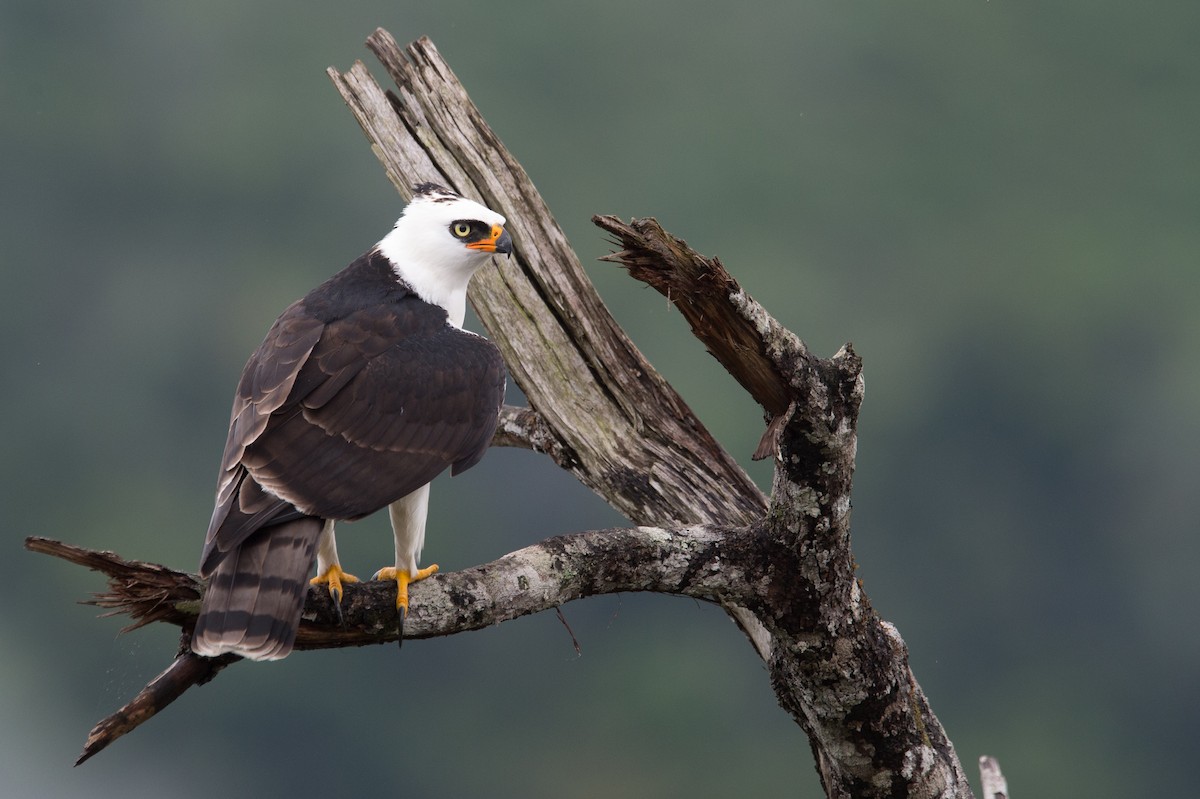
[199,304,324,574]
[199,293,504,575]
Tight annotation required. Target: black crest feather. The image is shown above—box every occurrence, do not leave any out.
[412,182,460,202]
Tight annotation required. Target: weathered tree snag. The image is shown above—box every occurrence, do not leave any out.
[27,29,989,798]
[330,30,766,530]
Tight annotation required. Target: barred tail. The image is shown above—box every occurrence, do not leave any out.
[191,517,322,661]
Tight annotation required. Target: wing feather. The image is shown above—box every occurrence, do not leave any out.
[202,279,505,570]
[224,310,325,468]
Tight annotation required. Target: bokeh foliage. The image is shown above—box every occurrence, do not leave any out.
[4,2,1197,796]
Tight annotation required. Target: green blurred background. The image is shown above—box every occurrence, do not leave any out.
[4,1,1197,796]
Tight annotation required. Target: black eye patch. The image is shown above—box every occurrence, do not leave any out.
[449,220,489,243]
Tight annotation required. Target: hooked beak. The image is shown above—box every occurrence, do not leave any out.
[466,224,513,256]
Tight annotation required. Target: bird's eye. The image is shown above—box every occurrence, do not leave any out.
[452,222,472,238]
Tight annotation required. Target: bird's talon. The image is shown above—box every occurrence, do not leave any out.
[373,563,439,627]
[311,564,360,603]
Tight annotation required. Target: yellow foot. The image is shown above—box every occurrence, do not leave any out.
[372,564,439,613]
[310,564,360,603]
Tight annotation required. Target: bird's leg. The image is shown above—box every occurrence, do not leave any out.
[372,564,439,641]
[310,520,358,625]
[377,485,435,646]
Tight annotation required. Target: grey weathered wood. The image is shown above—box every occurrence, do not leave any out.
[329,30,766,529]
[30,30,986,798]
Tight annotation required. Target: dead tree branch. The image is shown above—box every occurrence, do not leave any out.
[594,214,812,459]
[28,29,982,798]
[30,524,753,764]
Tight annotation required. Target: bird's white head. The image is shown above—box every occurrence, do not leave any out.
[376,183,512,328]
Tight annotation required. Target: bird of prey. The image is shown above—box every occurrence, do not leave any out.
[191,183,511,660]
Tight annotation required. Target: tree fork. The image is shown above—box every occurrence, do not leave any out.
[27,29,994,798]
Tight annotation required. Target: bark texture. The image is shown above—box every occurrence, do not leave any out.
[28,30,983,798]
